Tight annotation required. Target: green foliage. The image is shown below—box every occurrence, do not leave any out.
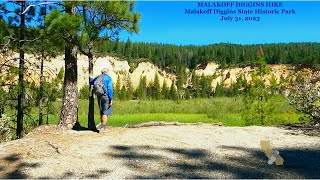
[0,114,14,143]
[169,81,179,100]
[161,81,169,99]
[200,75,212,98]
[214,83,225,97]
[136,75,147,100]
[119,85,127,100]
[93,40,320,70]
[242,57,279,125]
[0,19,10,44]
[227,75,248,97]
[45,9,82,44]
[30,97,301,127]
[125,74,133,100]
[79,85,90,99]
[287,73,320,123]
[185,89,191,100]
[153,73,162,100]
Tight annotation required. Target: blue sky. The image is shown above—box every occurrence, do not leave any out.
[121,1,320,45]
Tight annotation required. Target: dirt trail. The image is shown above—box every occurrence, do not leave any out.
[0,124,319,179]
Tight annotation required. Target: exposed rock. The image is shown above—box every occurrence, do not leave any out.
[1,52,319,92]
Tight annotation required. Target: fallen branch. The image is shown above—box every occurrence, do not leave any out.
[46,141,63,154]
[124,121,223,128]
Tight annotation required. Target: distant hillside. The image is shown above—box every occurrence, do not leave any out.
[94,40,320,70]
[2,52,319,93]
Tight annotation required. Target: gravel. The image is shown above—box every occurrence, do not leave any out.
[0,124,319,179]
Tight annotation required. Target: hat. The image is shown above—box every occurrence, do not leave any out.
[101,66,113,74]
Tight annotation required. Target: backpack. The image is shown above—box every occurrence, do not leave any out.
[93,75,107,96]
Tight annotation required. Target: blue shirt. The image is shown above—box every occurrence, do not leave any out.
[89,74,113,101]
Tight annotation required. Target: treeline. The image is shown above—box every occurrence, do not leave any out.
[95,38,320,70]
[79,71,255,101]
[2,18,320,71]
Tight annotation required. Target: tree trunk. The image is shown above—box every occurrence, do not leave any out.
[39,4,47,126]
[0,107,4,118]
[16,1,25,138]
[59,43,78,129]
[38,45,44,125]
[87,52,96,130]
[59,5,78,129]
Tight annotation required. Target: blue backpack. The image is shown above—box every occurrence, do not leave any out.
[93,75,107,96]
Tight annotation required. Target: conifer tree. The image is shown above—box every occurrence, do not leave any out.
[45,1,140,129]
[125,74,133,100]
[115,75,121,100]
[185,88,191,100]
[242,47,276,125]
[115,38,122,57]
[0,1,42,137]
[137,75,147,100]
[214,82,224,97]
[154,73,162,100]
[125,38,133,63]
[119,85,127,100]
[161,81,169,99]
[169,81,178,100]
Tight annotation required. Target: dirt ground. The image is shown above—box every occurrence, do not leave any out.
[0,124,319,179]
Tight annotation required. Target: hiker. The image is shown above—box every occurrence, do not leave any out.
[89,67,114,130]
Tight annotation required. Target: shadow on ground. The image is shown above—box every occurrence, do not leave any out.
[279,123,320,137]
[72,121,99,133]
[1,144,319,178]
[105,144,320,179]
[0,153,40,179]
[0,153,111,179]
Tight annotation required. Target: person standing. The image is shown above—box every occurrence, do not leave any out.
[89,67,113,130]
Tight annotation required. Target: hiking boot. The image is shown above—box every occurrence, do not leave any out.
[96,123,102,129]
[97,123,107,130]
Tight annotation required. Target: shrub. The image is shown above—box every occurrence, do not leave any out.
[242,54,279,126]
[287,73,320,124]
[0,114,14,142]
[79,85,90,99]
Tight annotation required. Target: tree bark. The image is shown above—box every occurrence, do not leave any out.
[87,51,96,130]
[59,5,79,129]
[39,4,47,126]
[16,1,25,138]
[38,44,44,125]
[59,43,78,129]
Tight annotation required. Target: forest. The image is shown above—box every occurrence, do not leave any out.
[95,40,320,70]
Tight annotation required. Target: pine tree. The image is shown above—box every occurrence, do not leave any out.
[115,75,121,100]
[200,74,211,98]
[137,75,147,100]
[115,38,122,57]
[161,81,169,99]
[242,47,276,126]
[45,1,140,129]
[125,38,133,63]
[214,82,224,97]
[125,74,133,100]
[154,73,162,100]
[169,81,178,100]
[119,85,127,100]
[185,88,191,100]
[0,1,40,137]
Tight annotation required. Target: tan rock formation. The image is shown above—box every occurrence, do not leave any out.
[1,52,318,94]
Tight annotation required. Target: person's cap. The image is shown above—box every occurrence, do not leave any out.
[101,66,113,74]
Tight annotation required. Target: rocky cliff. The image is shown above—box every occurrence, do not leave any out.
[1,52,319,91]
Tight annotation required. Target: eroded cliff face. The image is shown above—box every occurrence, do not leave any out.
[1,52,319,91]
[0,52,176,90]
